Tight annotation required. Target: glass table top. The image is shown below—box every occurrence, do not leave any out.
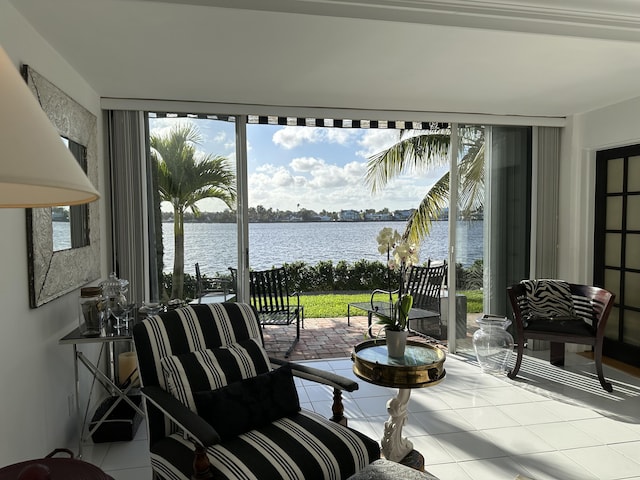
[352,339,447,388]
[355,341,445,367]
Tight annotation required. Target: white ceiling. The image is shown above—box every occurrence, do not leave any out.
[11,0,640,119]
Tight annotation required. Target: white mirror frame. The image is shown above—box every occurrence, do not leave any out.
[24,65,100,308]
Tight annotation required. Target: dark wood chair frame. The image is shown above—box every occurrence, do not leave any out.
[250,267,304,358]
[507,282,616,392]
[370,261,447,338]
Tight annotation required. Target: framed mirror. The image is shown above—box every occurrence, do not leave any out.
[23,65,100,308]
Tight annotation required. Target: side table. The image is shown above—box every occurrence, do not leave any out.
[59,327,144,458]
[352,339,446,470]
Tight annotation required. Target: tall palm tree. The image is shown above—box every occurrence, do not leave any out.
[366,126,485,244]
[150,123,236,300]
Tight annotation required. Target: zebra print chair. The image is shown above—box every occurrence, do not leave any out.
[507,280,615,392]
[132,303,379,480]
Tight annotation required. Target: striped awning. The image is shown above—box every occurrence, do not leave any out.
[149,112,449,130]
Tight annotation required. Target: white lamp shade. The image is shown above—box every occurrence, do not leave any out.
[0,46,100,207]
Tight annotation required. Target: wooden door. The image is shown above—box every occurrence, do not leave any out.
[595,144,640,366]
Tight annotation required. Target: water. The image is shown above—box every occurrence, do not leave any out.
[52,222,72,251]
[54,219,483,276]
[162,220,483,276]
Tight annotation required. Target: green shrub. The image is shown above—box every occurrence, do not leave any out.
[165,260,484,307]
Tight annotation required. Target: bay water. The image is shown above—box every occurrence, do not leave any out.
[54,220,483,276]
[162,220,483,276]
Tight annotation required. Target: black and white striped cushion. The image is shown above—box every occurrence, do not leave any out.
[160,338,270,412]
[521,279,576,319]
[150,409,379,480]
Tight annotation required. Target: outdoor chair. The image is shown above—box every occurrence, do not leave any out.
[507,280,616,392]
[250,267,304,358]
[132,303,380,480]
[370,260,447,338]
[194,262,234,303]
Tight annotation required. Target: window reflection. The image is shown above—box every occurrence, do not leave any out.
[52,137,89,251]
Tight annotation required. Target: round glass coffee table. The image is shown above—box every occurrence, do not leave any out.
[352,339,446,469]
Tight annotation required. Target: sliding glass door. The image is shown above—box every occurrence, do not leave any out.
[146,113,239,303]
[109,108,534,353]
[449,125,532,353]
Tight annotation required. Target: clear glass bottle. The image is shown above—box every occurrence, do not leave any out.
[472,315,514,374]
[79,286,103,336]
[100,272,128,329]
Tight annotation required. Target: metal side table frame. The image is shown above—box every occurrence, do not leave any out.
[59,327,145,458]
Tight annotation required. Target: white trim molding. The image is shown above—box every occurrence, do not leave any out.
[139,0,640,42]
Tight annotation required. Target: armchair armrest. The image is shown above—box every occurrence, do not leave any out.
[141,386,221,447]
[270,357,358,392]
[290,290,301,307]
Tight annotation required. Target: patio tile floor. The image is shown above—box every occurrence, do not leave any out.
[262,315,445,361]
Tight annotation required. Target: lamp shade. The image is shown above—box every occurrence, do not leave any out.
[0,46,99,207]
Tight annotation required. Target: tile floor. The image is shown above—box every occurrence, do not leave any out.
[84,347,640,480]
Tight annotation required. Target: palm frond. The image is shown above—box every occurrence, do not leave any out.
[366,131,450,193]
[403,172,450,244]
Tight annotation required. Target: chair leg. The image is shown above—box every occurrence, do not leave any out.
[192,443,214,479]
[284,317,300,358]
[330,388,347,426]
[549,342,565,366]
[508,340,524,380]
[594,341,613,392]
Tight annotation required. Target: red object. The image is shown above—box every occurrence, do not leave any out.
[0,449,114,480]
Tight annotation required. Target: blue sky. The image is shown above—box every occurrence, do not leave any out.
[149,117,446,213]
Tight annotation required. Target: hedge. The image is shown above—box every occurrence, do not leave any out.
[162,259,483,301]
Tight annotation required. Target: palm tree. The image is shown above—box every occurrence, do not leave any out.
[150,123,236,300]
[366,126,484,244]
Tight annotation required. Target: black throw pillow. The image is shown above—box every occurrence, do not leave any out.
[193,365,300,441]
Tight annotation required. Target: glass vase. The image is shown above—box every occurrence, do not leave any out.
[472,315,514,374]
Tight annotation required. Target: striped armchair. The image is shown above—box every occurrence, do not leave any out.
[133,303,380,479]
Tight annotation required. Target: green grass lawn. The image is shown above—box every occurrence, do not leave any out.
[300,290,483,318]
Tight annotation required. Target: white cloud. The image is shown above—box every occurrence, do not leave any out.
[149,118,199,139]
[272,126,357,149]
[290,156,325,173]
[344,161,366,177]
[357,129,401,158]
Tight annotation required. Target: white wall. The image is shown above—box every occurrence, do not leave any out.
[558,96,640,283]
[0,0,108,464]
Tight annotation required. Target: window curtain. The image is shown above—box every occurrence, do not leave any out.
[533,126,561,278]
[107,110,149,304]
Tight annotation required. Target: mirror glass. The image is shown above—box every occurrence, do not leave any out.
[52,137,90,252]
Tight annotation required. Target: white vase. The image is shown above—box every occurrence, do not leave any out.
[386,329,409,358]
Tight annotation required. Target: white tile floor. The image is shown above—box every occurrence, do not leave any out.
[86,351,640,480]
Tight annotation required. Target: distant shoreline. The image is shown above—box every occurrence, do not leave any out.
[162,218,455,224]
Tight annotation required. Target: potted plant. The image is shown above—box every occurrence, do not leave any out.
[375,293,414,357]
[374,227,419,357]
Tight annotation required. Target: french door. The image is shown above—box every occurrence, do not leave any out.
[595,144,640,367]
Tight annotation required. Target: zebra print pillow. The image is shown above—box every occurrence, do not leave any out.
[521,279,576,319]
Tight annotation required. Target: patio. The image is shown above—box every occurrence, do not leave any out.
[261,314,472,361]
